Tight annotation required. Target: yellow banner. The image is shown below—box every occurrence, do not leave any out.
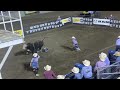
[72,17,80,23]
[61,18,70,24]
[15,30,23,36]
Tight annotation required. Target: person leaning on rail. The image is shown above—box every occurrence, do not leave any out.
[94,53,107,72]
[81,60,93,79]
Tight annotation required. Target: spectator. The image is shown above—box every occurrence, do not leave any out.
[57,16,62,23]
[43,65,56,79]
[100,52,110,66]
[109,14,114,20]
[81,60,93,79]
[64,72,75,79]
[108,50,116,64]
[88,11,94,14]
[115,36,120,51]
[94,53,107,72]
[57,75,65,79]
[30,53,40,76]
[71,67,83,79]
[113,51,120,62]
[72,36,80,51]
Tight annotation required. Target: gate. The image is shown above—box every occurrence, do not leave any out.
[97,61,120,79]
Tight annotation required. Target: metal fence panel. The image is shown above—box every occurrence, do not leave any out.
[97,61,120,79]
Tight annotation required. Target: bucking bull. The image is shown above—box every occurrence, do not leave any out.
[23,37,47,55]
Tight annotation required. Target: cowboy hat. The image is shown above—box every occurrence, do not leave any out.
[57,75,65,79]
[117,77,120,79]
[118,36,120,38]
[100,52,107,58]
[99,54,106,61]
[33,53,38,57]
[72,36,76,39]
[114,51,120,56]
[44,65,51,71]
[82,60,90,66]
[71,67,79,73]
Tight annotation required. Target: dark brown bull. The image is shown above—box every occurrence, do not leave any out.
[25,37,46,54]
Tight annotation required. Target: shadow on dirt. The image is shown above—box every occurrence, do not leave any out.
[14,50,31,56]
[14,50,26,56]
[61,45,74,51]
[23,62,33,71]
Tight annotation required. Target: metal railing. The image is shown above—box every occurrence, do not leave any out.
[97,61,120,79]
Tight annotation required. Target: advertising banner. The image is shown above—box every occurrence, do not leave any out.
[15,30,23,36]
[72,17,85,24]
[25,20,64,35]
[72,17,81,23]
[61,17,71,24]
[93,18,110,26]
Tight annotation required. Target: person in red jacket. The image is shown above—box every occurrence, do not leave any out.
[43,65,56,79]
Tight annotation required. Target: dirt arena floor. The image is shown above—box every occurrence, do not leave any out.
[1,11,120,79]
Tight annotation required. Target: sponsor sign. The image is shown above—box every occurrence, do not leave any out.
[15,30,23,36]
[72,17,88,24]
[72,17,80,23]
[61,17,71,24]
[93,18,110,26]
[25,21,64,35]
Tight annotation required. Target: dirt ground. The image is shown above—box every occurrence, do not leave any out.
[1,11,120,79]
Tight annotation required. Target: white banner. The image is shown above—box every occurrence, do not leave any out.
[93,18,110,26]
